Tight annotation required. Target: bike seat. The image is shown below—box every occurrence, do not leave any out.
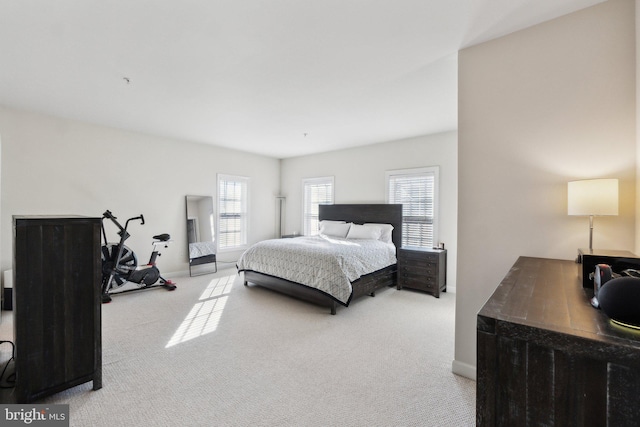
[153,233,171,241]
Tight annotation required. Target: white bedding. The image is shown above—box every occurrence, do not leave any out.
[189,241,216,259]
[236,235,397,305]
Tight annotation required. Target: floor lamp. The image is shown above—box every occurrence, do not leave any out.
[275,196,286,238]
[568,178,619,251]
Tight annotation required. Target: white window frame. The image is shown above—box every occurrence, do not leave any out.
[217,174,250,251]
[386,166,439,248]
[302,176,334,236]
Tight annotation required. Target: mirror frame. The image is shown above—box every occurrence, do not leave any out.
[185,195,217,276]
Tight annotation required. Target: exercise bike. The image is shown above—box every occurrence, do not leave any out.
[101,210,176,303]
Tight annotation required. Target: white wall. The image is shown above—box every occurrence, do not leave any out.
[455,0,636,379]
[0,106,280,275]
[280,131,459,291]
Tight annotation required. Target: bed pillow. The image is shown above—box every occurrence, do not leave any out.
[346,223,382,240]
[363,223,394,244]
[319,221,351,238]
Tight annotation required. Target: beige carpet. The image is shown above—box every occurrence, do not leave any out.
[0,266,475,426]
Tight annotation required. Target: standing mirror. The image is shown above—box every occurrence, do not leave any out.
[186,195,217,276]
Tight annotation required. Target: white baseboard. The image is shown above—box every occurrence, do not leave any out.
[451,359,476,381]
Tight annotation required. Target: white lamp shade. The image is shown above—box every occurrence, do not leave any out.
[567,179,619,216]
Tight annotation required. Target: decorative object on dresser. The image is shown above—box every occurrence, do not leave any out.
[11,216,102,403]
[577,247,638,288]
[597,275,640,328]
[239,204,402,314]
[396,247,446,298]
[477,256,640,426]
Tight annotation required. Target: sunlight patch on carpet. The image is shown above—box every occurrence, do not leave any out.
[166,275,234,347]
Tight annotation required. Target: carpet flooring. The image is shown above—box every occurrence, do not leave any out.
[0,266,475,426]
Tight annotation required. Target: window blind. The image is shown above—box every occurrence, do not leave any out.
[387,169,437,248]
[218,175,249,249]
[303,177,334,236]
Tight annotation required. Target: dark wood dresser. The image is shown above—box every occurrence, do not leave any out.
[396,247,446,297]
[12,216,102,403]
[477,256,640,426]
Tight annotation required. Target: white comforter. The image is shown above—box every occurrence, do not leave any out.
[237,235,397,305]
[189,241,216,258]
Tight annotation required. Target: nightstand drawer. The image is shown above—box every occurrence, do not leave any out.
[400,276,437,291]
[399,269,438,281]
[399,258,437,267]
[398,263,438,277]
[399,251,439,262]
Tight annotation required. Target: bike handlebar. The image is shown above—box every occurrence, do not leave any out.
[102,210,145,230]
[125,215,144,229]
[102,210,146,244]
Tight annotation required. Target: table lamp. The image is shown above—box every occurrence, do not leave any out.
[567,178,619,250]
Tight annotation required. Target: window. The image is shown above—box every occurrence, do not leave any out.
[303,177,334,236]
[386,167,439,248]
[217,174,249,250]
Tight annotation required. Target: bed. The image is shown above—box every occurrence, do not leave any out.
[238,204,402,314]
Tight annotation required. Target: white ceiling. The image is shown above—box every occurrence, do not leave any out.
[0,0,604,159]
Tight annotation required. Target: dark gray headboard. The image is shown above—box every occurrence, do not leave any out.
[318,204,403,249]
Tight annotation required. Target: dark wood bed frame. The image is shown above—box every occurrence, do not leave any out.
[243,204,403,314]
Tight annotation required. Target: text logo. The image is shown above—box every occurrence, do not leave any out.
[0,405,69,426]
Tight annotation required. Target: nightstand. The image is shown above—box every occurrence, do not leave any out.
[397,247,447,298]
